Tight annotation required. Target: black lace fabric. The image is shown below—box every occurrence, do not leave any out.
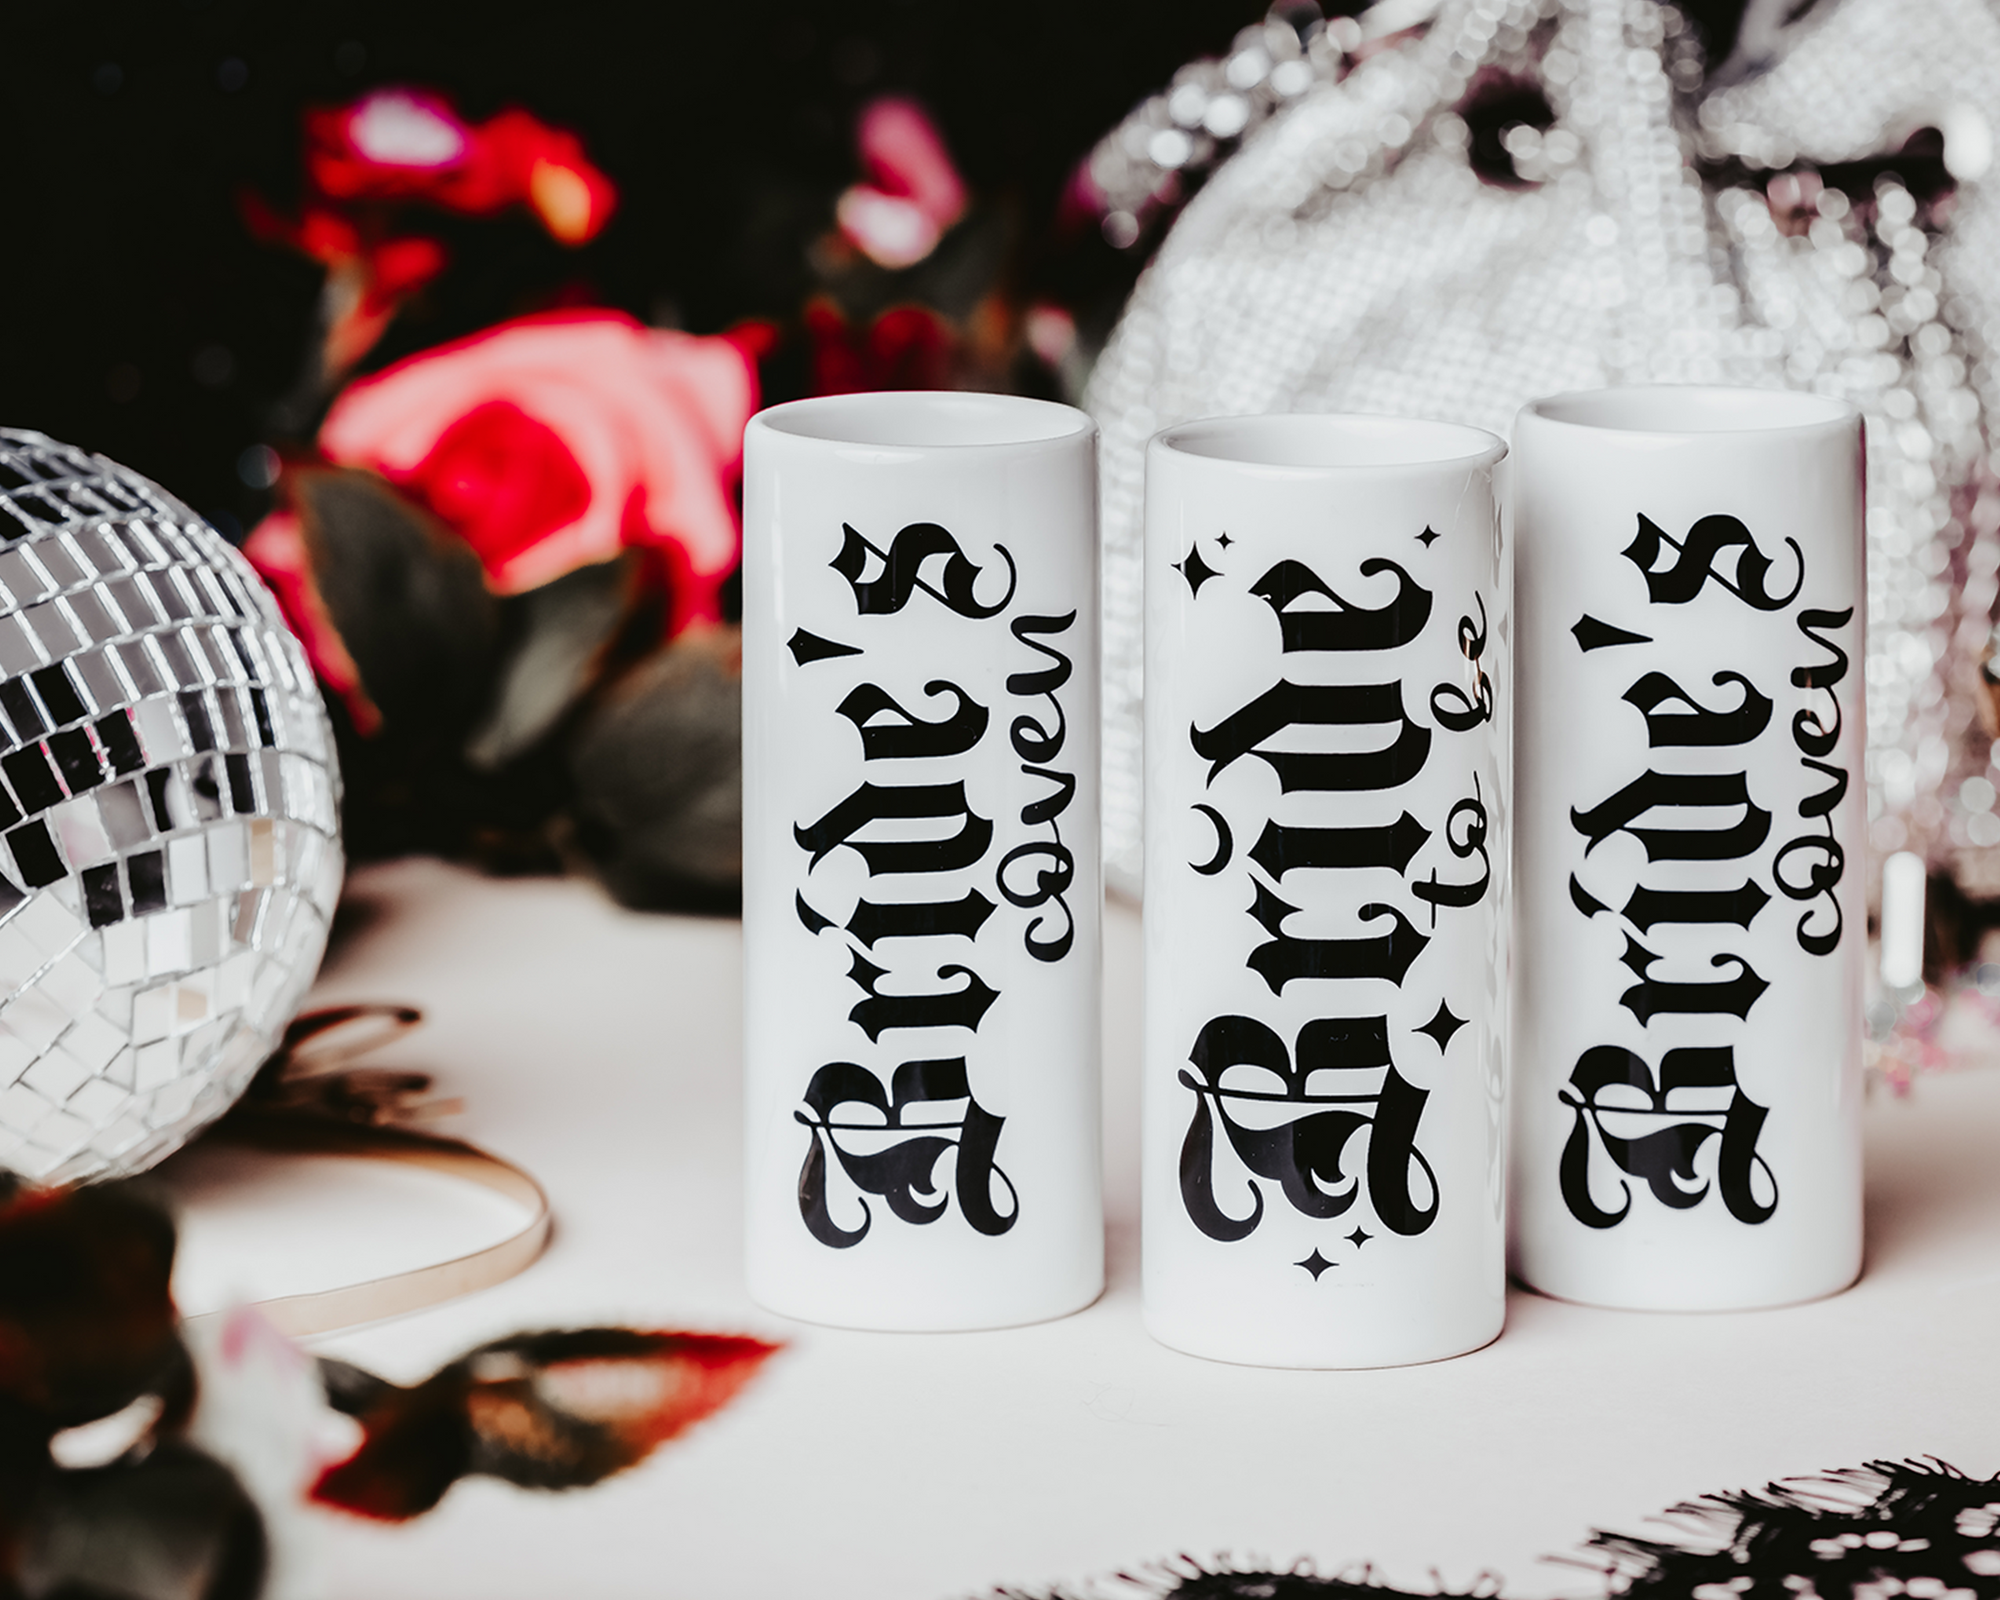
[1020,1461,2000,1600]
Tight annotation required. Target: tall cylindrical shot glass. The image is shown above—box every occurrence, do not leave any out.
[742,392,1102,1330]
[1512,385,1865,1312]
[1144,414,1511,1368]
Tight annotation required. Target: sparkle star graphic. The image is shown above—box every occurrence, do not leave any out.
[786,628,861,666]
[1296,1249,1336,1281]
[1346,1227,1372,1249]
[1216,532,1234,548]
[1416,525,1440,547]
[1416,999,1467,1052]
[1173,545,1221,597]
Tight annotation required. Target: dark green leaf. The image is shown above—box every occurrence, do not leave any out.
[464,555,637,772]
[566,628,742,911]
[292,467,499,736]
[0,1183,188,1432]
[18,1442,265,1600]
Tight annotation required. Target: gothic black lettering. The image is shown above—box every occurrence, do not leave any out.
[1429,594,1492,732]
[795,1058,1017,1247]
[1245,882,1429,993]
[1772,833,1845,956]
[1790,608,1850,755]
[845,890,997,948]
[1796,759,1848,819]
[831,521,1018,617]
[1411,775,1490,924]
[1775,608,1853,956]
[1247,811,1431,879]
[1571,874,1610,918]
[1622,513,1803,610]
[836,681,988,760]
[1622,671,1772,747]
[1006,616,1072,765]
[1018,766,1075,827]
[1001,613,1079,963]
[1571,770,1771,863]
[790,515,1043,1253]
[995,841,1076,962]
[796,781,993,876]
[1249,558,1432,652]
[1617,938,1769,1024]
[796,892,835,934]
[1191,680,1431,792]
[1181,554,1448,1259]
[1557,1045,1776,1228]
[1006,613,1075,705]
[1620,879,1770,932]
[1562,512,1832,1234]
[844,949,1001,1041]
[1178,1014,1438,1242]
[1793,607,1851,692]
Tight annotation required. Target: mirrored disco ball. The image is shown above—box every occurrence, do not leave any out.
[0,430,341,1183]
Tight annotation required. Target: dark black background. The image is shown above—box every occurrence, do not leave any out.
[0,0,1285,537]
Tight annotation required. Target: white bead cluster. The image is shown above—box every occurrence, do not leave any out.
[1086,0,2000,898]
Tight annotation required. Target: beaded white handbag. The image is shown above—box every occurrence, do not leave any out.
[1085,0,2000,902]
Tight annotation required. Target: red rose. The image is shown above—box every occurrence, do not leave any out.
[242,508,375,732]
[243,90,620,382]
[304,89,616,244]
[319,309,757,622]
[834,97,966,269]
[239,197,451,375]
[246,309,758,729]
[804,298,955,395]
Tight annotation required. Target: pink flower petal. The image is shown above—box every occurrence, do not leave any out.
[836,186,944,269]
[318,311,756,606]
[345,90,469,169]
[856,97,966,230]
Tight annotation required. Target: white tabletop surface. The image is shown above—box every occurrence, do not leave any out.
[206,857,2000,1600]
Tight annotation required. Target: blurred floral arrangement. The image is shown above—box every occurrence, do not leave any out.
[801,93,1080,397]
[240,89,619,395]
[244,309,757,909]
[0,1173,776,1599]
[234,85,1073,911]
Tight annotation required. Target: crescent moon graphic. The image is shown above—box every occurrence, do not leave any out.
[1190,804,1233,876]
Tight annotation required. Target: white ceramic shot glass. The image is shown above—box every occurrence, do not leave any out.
[742,392,1103,1330]
[1512,386,1865,1312]
[1143,414,1510,1368]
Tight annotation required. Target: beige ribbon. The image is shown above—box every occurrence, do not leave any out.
[184,1005,552,1338]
